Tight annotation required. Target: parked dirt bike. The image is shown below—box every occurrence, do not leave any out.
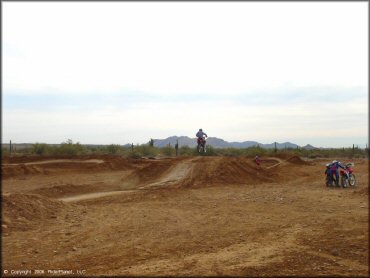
[340,163,356,188]
[197,137,207,153]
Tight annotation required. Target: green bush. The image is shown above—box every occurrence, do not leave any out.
[32,143,51,155]
[1,147,10,158]
[178,145,194,156]
[106,144,122,154]
[57,139,85,155]
[161,145,175,156]
[135,144,159,157]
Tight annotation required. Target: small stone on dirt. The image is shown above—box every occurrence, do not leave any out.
[72,247,77,251]
[2,224,8,229]
[331,249,339,256]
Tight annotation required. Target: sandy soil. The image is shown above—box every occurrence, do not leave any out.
[1,154,368,276]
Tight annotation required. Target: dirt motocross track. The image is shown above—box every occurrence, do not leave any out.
[2,155,369,276]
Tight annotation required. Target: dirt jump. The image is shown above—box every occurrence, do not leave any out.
[2,155,368,276]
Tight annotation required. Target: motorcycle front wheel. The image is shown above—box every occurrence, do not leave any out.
[348,174,356,186]
[341,176,347,188]
[197,144,203,153]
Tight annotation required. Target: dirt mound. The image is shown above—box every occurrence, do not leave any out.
[2,155,135,179]
[274,153,297,160]
[286,155,310,165]
[2,193,68,232]
[29,183,123,198]
[2,164,45,178]
[176,157,280,188]
[122,157,189,189]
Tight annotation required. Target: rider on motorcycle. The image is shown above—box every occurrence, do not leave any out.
[330,160,345,187]
[196,128,208,147]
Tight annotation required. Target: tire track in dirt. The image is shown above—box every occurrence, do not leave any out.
[60,158,201,201]
[138,157,200,189]
[59,190,137,202]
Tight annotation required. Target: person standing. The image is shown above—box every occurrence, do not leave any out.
[330,160,345,187]
[255,155,261,167]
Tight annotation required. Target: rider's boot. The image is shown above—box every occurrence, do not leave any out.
[335,179,339,187]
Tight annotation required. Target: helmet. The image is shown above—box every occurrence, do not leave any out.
[332,160,337,164]
[326,163,330,167]
[199,128,203,131]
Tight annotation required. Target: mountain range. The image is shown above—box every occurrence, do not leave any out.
[153,136,318,150]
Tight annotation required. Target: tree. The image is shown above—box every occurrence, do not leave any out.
[149,138,154,147]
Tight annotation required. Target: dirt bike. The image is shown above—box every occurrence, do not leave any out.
[340,163,356,188]
[197,137,207,153]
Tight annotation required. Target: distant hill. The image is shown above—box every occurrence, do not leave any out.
[301,144,318,150]
[153,136,307,149]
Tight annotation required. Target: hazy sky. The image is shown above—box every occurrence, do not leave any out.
[2,2,368,147]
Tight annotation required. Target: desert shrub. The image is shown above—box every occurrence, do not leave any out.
[135,144,158,157]
[218,148,245,156]
[178,145,195,156]
[32,143,52,155]
[149,138,154,147]
[106,144,122,154]
[243,146,268,157]
[1,147,10,158]
[202,145,217,156]
[160,145,175,156]
[57,139,85,155]
[123,144,159,158]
